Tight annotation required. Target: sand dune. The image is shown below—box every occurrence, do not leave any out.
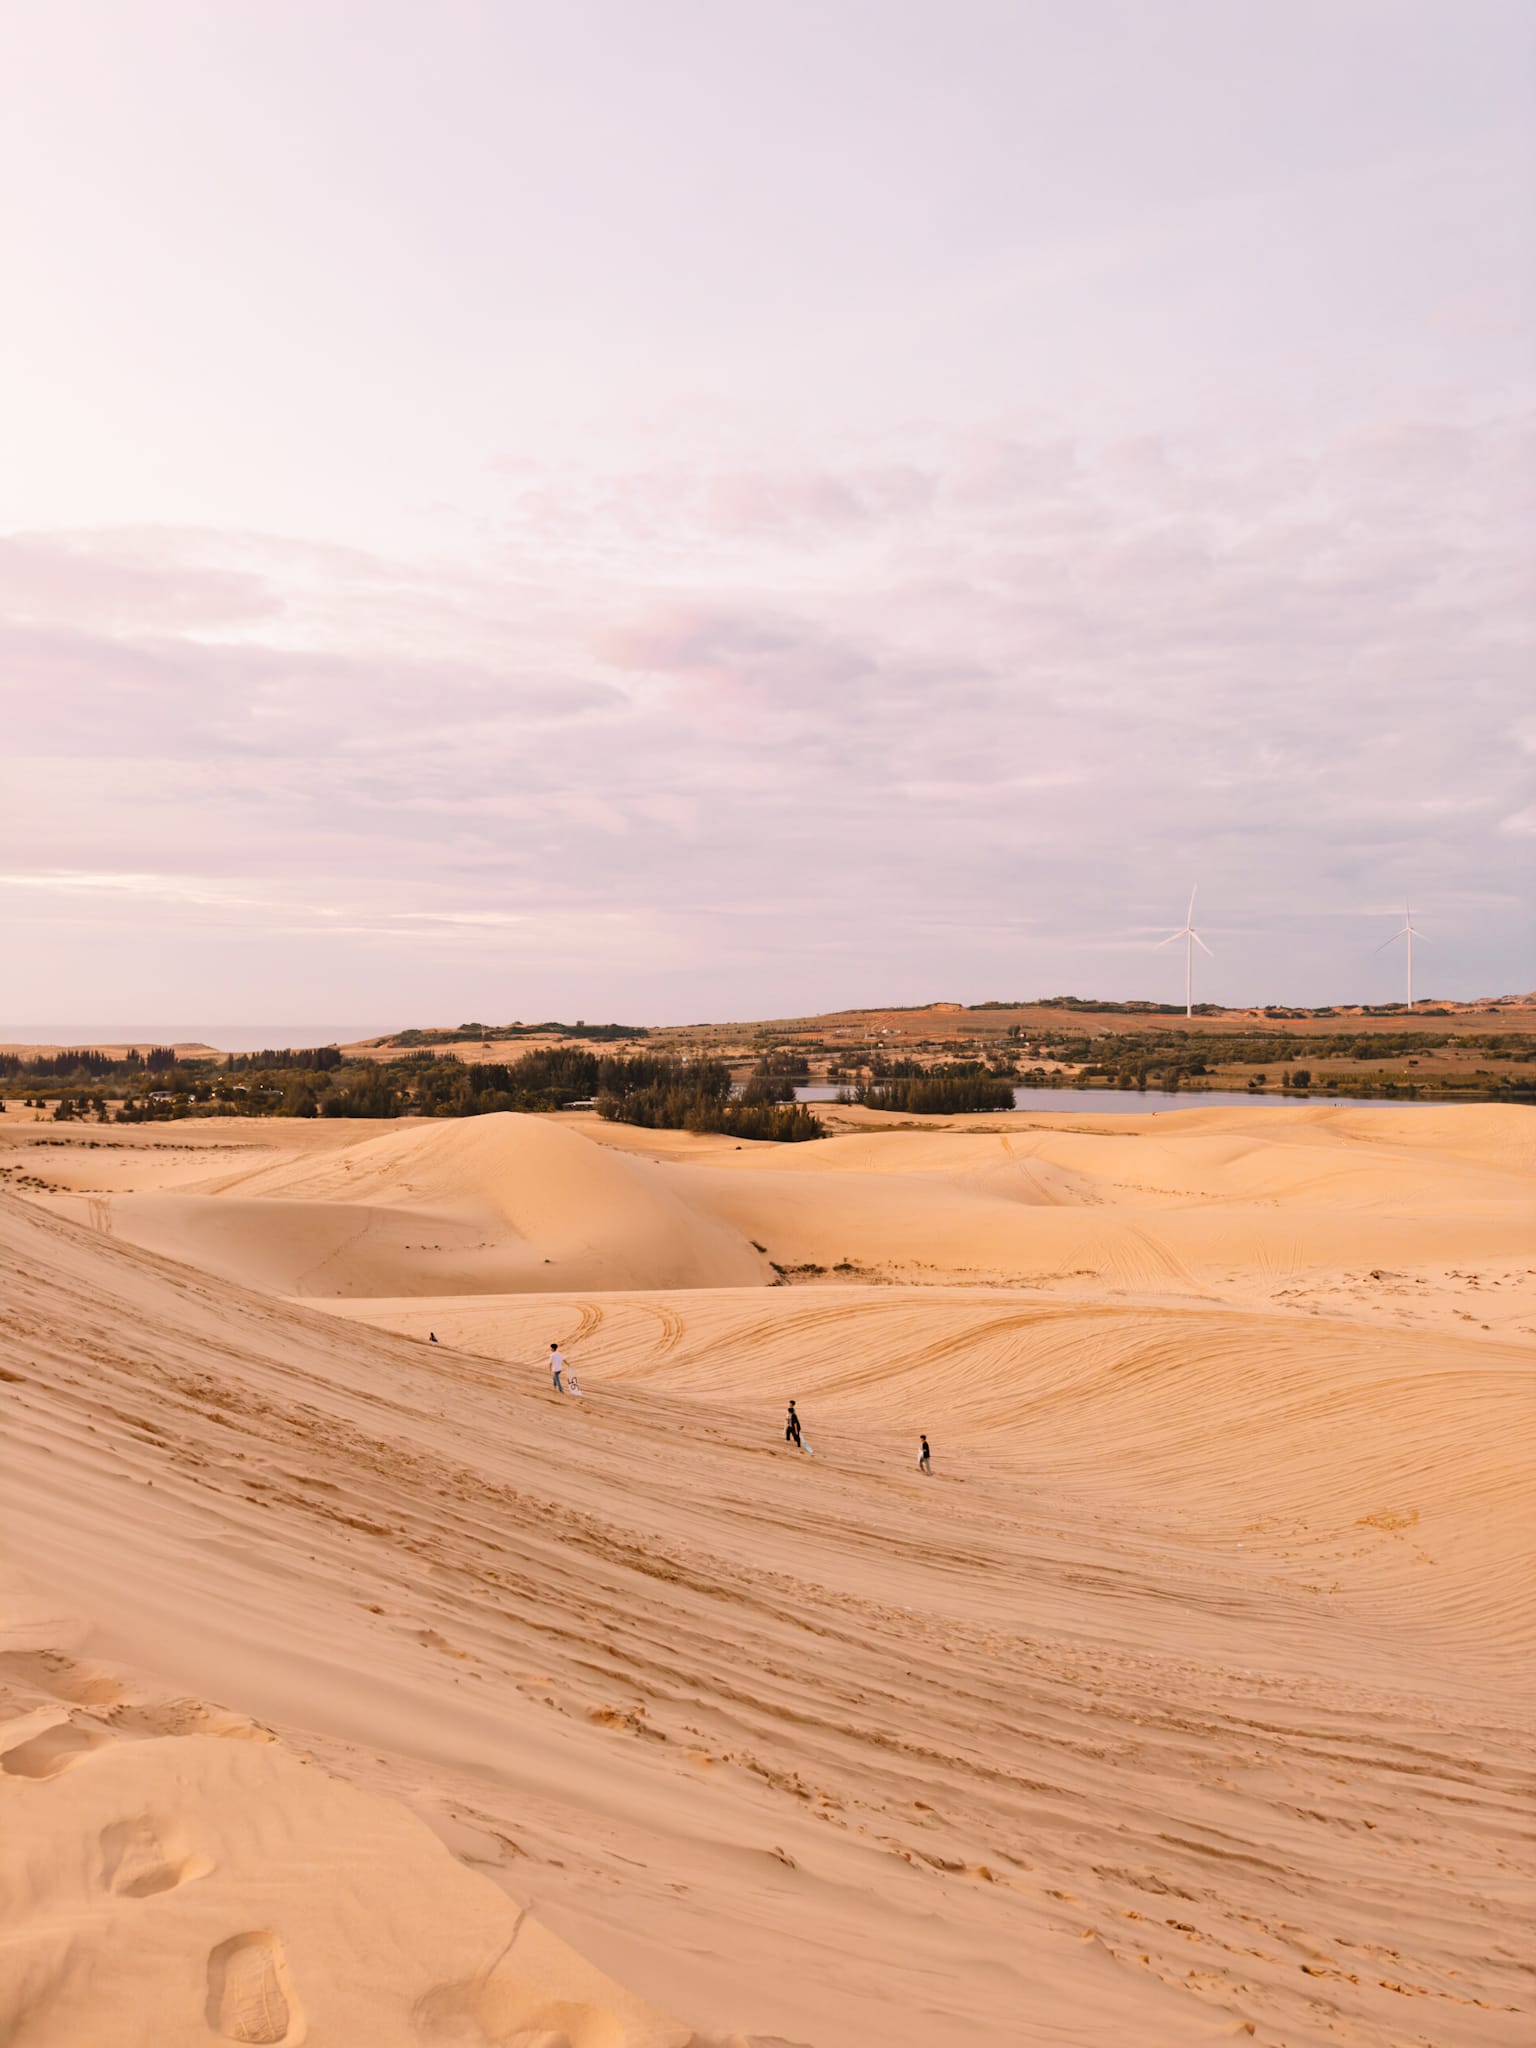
[2,1103,1533,2045]
[31,1115,770,1297]
[21,1105,1536,1324]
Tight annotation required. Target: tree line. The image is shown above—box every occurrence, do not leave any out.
[294,1048,823,1140]
[1014,1026,1536,1066]
[842,1063,1017,1114]
[1,1045,181,1079]
[387,1019,648,1048]
[14,1045,824,1141]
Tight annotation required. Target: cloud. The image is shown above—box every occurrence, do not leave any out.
[1,619,624,763]
[4,412,1530,1012]
[0,870,274,908]
[0,530,280,633]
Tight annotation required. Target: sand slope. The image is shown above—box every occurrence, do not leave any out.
[19,1106,1536,1333]
[31,1115,770,1297]
[3,1097,1534,2048]
[0,1704,705,2048]
[326,1285,1534,1694]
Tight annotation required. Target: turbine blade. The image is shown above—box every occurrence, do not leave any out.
[1192,933,1214,958]
[1154,931,1183,948]
[1373,932,1403,952]
[1410,927,1430,942]
[1187,886,1198,922]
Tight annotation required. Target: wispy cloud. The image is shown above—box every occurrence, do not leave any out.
[0,870,276,909]
[3,406,1529,1014]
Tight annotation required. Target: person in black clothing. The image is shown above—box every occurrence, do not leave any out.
[785,1400,802,1449]
[918,1434,931,1475]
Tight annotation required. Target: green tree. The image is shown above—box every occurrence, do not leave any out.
[282,1076,322,1117]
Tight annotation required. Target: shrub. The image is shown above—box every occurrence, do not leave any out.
[738,1074,795,1105]
[595,1056,821,1141]
[851,1073,1015,1114]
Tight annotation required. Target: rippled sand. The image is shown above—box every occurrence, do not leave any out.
[2,1103,1531,2045]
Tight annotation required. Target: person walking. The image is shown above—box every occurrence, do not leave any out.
[918,1434,932,1476]
[785,1399,812,1456]
[429,1331,438,1344]
[549,1342,567,1394]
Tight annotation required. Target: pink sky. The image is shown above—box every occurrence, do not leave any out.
[2,0,1531,1029]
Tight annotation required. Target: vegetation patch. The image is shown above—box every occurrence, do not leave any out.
[844,1064,1017,1114]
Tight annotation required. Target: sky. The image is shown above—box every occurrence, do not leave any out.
[2,0,1532,1032]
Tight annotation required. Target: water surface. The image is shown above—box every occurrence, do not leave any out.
[793,1085,1418,1113]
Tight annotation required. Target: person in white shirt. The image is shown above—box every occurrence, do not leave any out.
[549,1342,567,1393]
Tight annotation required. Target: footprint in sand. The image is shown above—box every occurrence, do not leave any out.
[206,1931,304,2045]
[413,1979,622,2048]
[109,1695,275,1742]
[0,1716,112,1779]
[100,1814,210,1898]
[0,1648,123,1711]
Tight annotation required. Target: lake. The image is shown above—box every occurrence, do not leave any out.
[792,1085,1411,1114]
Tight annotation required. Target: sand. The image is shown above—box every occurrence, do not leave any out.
[1,1103,1532,2045]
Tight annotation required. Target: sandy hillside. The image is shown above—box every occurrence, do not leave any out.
[1,1103,1533,2046]
[21,1115,768,1298]
[17,1103,1536,1335]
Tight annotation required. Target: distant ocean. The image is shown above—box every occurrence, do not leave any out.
[0,1025,382,1051]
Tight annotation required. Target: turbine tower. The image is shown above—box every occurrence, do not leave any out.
[1376,904,1427,1010]
[1156,886,1213,1017]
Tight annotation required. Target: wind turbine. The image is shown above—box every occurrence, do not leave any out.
[1156,886,1213,1017]
[1376,904,1428,1010]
